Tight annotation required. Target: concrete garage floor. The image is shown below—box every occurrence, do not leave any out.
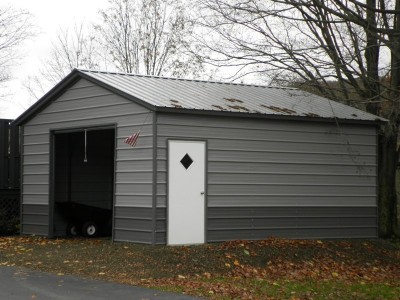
[0,266,202,300]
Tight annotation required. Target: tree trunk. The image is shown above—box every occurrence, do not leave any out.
[378,123,399,238]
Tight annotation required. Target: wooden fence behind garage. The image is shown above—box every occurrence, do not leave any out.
[0,119,20,235]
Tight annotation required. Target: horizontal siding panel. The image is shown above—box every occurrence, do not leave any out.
[209,139,375,155]
[208,161,376,175]
[155,208,167,243]
[116,172,153,183]
[118,122,153,135]
[43,95,125,113]
[116,137,153,149]
[114,206,153,219]
[70,78,94,89]
[22,224,48,236]
[23,184,49,194]
[207,206,377,241]
[116,161,152,172]
[23,164,49,174]
[23,174,49,184]
[24,115,148,133]
[56,85,112,101]
[157,183,166,196]
[209,150,375,165]
[114,229,152,244]
[156,232,166,244]
[158,125,375,145]
[157,196,166,207]
[22,204,48,214]
[208,228,300,241]
[117,148,153,160]
[23,144,49,154]
[208,206,377,218]
[23,155,49,165]
[23,127,48,136]
[208,217,377,229]
[157,160,167,172]
[208,173,376,185]
[23,134,49,144]
[22,203,49,235]
[116,183,152,194]
[207,227,377,242]
[208,195,376,207]
[22,195,49,205]
[156,208,166,219]
[156,220,166,231]
[157,113,377,135]
[296,227,377,238]
[114,218,152,231]
[115,195,152,207]
[157,171,167,182]
[208,184,375,195]
[157,138,376,159]
[28,103,137,125]
[23,214,48,225]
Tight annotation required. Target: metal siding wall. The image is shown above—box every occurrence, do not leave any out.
[21,79,154,243]
[156,113,377,243]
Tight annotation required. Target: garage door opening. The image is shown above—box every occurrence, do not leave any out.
[52,128,115,238]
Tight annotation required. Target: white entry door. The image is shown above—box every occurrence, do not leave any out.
[168,140,206,245]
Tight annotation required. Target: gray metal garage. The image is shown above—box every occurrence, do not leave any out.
[13,69,383,244]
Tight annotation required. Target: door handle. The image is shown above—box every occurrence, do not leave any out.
[200,191,204,195]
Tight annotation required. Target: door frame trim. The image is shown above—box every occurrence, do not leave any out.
[166,138,208,245]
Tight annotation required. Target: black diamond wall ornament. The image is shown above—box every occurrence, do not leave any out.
[180,153,193,169]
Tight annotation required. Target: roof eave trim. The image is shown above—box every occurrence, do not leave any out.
[156,106,385,125]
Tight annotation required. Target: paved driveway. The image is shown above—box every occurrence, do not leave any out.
[0,267,202,300]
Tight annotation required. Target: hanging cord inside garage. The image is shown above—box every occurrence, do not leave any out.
[84,129,88,163]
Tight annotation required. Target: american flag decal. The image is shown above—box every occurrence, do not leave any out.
[124,131,140,147]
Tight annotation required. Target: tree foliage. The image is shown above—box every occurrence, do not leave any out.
[198,0,400,237]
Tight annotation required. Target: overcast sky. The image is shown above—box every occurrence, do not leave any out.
[1,0,110,119]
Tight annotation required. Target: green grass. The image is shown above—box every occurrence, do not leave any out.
[150,276,400,299]
[190,278,400,300]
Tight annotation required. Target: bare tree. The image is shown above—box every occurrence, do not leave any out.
[24,22,102,100]
[96,0,204,77]
[0,4,34,85]
[198,0,400,237]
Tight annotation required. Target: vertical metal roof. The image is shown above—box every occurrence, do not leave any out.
[79,69,384,122]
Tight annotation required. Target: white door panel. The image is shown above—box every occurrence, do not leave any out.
[168,140,205,245]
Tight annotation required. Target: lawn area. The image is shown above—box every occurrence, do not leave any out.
[0,236,399,299]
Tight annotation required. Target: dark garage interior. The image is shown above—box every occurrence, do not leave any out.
[52,128,115,238]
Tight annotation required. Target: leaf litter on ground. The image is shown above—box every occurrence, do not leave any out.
[0,236,399,299]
